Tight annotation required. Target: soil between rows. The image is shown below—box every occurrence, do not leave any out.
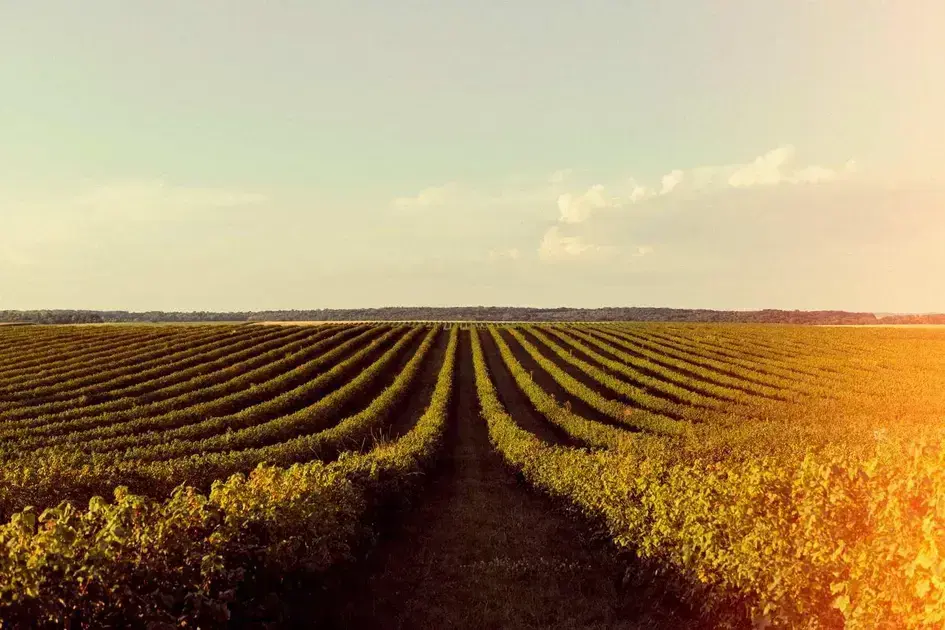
[476,328,577,447]
[535,327,701,409]
[632,328,819,389]
[585,327,772,400]
[312,330,694,629]
[498,328,637,432]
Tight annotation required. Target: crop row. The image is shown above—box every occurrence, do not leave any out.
[0,326,233,392]
[0,327,459,627]
[0,325,331,432]
[0,325,305,419]
[501,327,689,435]
[619,325,872,391]
[539,326,728,411]
[2,322,941,629]
[0,326,182,376]
[0,325,385,456]
[0,326,426,513]
[486,327,628,448]
[584,327,796,401]
[2,326,277,402]
[627,325,832,384]
[0,325,235,396]
[0,326,367,444]
[472,324,945,629]
[524,326,713,422]
[5,326,400,459]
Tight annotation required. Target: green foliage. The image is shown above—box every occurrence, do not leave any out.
[0,326,458,626]
[1,321,944,628]
[486,326,627,448]
[471,324,945,628]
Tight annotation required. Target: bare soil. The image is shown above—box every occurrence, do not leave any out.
[313,330,697,629]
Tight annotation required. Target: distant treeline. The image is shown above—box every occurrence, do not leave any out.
[3,308,945,325]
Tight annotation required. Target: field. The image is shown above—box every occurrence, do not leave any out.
[0,323,943,628]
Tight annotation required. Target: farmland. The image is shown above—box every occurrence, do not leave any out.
[0,323,943,628]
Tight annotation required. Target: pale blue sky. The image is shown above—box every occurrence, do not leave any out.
[2,1,943,311]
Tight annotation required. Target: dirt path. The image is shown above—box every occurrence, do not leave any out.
[318,331,691,629]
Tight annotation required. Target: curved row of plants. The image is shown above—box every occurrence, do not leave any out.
[630,326,832,384]
[0,327,459,627]
[487,327,629,449]
[0,326,212,394]
[0,325,304,420]
[597,325,809,395]
[108,325,427,462]
[0,326,97,365]
[0,326,386,454]
[611,324,910,402]
[0,326,265,403]
[0,325,347,436]
[621,325,866,390]
[633,323,881,378]
[501,327,688,436]
[550,325,743,407]
[473,323,945,629]
[563,325,763,404]
[0,327,438,513]
[524,326,716,422]
[0,325,181,371]
[584,327,795,400]
[0,328,148,378]
[634,324,830,368]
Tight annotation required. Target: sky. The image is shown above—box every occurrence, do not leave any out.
[1,0,943,312]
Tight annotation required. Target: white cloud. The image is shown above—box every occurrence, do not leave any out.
[530,144,859,264]
[728,145,797,188]
[660,169,684,195]
[390,146,859,270]
[557,184,619,224]
[724,145,854,189]
[392,183,459,209]
[629,182,652,203]
[538,226,615,262]
[393,147,854,225]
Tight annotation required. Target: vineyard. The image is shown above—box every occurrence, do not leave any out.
[0,322,943,628]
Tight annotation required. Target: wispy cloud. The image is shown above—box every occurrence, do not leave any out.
[0,180,267,268]
[538,226,616,262]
